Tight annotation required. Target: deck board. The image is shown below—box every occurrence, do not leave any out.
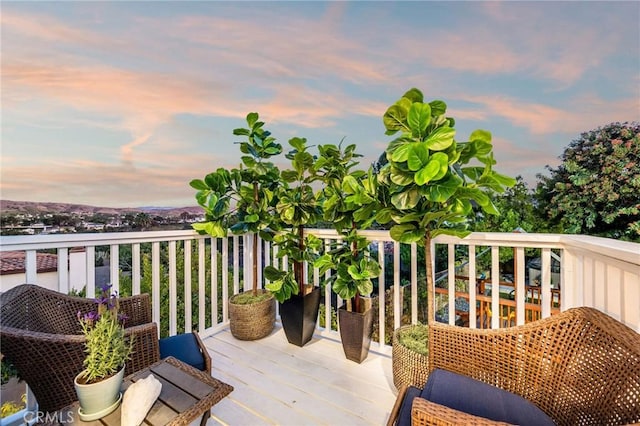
[202,325,397,426]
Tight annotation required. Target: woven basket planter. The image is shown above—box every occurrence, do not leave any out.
[229,289,276,341]
[392,324,429,390]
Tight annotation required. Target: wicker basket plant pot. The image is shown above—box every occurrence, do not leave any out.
[392,324,429,391]
[229,289,276,341]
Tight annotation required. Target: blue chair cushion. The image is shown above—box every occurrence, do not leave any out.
[421,369,554,426]
[397,386,421,426]
[159,333,205,371]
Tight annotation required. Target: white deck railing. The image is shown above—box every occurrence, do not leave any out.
[1,230,638,348]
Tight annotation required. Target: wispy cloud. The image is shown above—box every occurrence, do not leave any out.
[1,2,637,206]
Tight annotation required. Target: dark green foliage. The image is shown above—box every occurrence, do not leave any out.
[376,88,516,322]
[536,122,640,241]
[314,142,381,309]
[266,137,324,303]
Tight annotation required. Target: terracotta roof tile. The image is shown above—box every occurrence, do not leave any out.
[0,251,58,275]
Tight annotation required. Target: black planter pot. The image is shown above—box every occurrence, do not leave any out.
[338,305,374,363]
[279,286,321,347]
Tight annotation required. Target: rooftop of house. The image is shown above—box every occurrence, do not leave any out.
[0,251,58,275]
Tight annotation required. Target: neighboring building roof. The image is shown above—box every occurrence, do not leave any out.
[0,251,58,275]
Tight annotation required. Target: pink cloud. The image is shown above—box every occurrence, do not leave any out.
[1,10,109,46]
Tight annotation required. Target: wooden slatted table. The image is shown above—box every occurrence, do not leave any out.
[61,357,232,425]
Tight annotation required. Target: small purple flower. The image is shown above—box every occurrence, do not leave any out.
[98,283,112,294]
[118,313,129,326]
[95,295,109,305]
[83,311,99,322]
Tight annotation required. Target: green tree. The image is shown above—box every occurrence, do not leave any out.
[376,88,515,322]
[473,176,544,234]
[133,213,152,230]
[536,122,640,241]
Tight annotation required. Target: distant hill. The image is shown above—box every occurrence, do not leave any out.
[0,200,202,217]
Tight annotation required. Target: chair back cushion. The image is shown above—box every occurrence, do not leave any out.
[159,333,205,371]
[421,369,554,426]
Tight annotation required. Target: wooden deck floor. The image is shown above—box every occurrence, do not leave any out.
[202,326,398,426]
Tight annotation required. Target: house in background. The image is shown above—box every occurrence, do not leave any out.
[0,249,90,293]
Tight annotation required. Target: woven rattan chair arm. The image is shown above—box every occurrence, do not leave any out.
[0,325,86,344]
[386,385,409,426]
[192,330,212,375]
[411,398,511,426]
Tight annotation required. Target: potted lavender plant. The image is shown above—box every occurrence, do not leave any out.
[74,284,134,421]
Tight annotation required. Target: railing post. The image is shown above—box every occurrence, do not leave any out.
[184,239,192,333]
[110,244,119,294]
[377,241,386,345]
[468,245,477,329]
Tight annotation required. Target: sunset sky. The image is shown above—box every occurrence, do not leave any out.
[2,1,638,208]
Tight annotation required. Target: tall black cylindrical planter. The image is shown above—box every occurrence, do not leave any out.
[279,286,321,347]
[338,305,373,363]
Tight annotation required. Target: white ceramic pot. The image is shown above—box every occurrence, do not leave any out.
[74,366,124,421]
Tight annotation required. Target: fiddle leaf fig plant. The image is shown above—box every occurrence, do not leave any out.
[376,88,516,321]
[264,137,324,303]
[314,142,380,312]
[190,112,282,296]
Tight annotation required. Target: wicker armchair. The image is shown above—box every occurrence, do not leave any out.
[0,284,160,413]
[387,307,640,426]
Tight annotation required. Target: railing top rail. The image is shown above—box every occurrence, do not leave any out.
[0,230,203,251]
[2,229,637,268]
[559,234,640,267]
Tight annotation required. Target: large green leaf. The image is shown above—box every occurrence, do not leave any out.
[396,212,423,224]
[390,224,424,243]
[353,204,376,224]
[407,143,429,171]
[429,100,447,116]
[281,170,298,183]
[391,187,420,209]
[375,208,393,224]
[481,199,500,215]
[415,160,440,185]
[192,221,226,237]
[475,140,493,157]
[241,156,256,167]
[342,175,360,194]
[389,167,414,185]
[462,166,484,181]
[264,266,287,281]
[389,223,416,241]
[233,128,250,136]
[390,141,413,163]
[288,137,306,151]
[407,103,431,138]
[425,173,462,202]
[189,179,208,190]
[431,152,449,180]
[469,129,491,144]
[383,105,408,134]
[402,88,424,103]
[425,127,456,151]
[457,187,490,206]
[246,112,259,128]
[492,172,517,187]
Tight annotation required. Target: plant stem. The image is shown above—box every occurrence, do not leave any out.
[296,224,305,294]
[252,182,260,296]
[351,222,359,313]
[424,231,434,324]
